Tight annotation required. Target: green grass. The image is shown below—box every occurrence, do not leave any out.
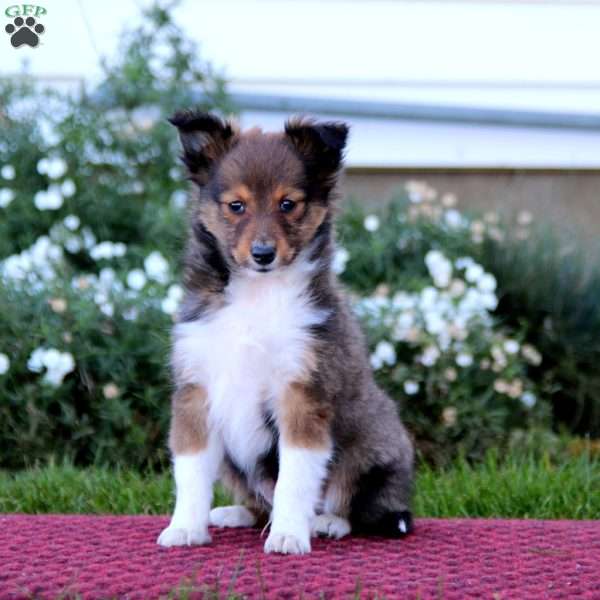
[1,448,598,519]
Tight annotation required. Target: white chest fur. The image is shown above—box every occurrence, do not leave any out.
[172,260,327,474]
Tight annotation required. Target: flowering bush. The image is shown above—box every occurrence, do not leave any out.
[333,187,552,461]
[0,4,226,469]
[354,252,548,461]
[0,4,596,469]
[337,181,600,451]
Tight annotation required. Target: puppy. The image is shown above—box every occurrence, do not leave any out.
[157,112,414,554]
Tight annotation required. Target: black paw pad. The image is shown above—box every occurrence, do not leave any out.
[5,16,45,48]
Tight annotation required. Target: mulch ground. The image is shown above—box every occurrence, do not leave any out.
[0,515,599,599]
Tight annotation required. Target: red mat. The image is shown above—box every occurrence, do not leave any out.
[1,515,599,599]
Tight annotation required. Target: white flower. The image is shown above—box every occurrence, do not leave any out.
[444,367,458,382]
[27,348,46,373]
[455,257,475,270]
[38,157,67,179]
[449,279,467,298]
[425,250,452,288]
[441,193,457,208]
[63,215,80,231]
[419,345,440,367]
[392,291,416,310]
[90,242,115,260]
[332,247,350,274]
[98,267,116,287]
[477,273,497,293]
[34,185,64,210]
[171,189,188,209]
[494,379,509,394]
[112,243,126,257]
[419,286,438,310]
[403,380,420,395]
[517,211,533,226]
[397,312,415,329]
[81,228,97,249]
[127,269,147,290]
[507,379,523,399]
[456,352,474,368]
[480,292,498,311]
[64,236,82,253]
[44,353,75,386]
[405,181,437,204]
[0,188,15,208]
[370,354,383,370]
[161,284,184,315]
[100,302,114,317]
[522,344,542,366]
[408,190,422,204]
[424,311,445,335]
[144,251,170,284]
[61,179,76,197]
[363,215,380,232]
[465,263,484,284]
[0,236,63,288]
[491,346,507,368]
[520,392,537,409]
[123,307,139,321]
[27,347,75,387]
[442,406,457,426]
[374,340,396,366]
[1,165,15,180]
[503,339,520,355]
[444,209,463,229]
[0,353,9,375]
[90,241,126,261]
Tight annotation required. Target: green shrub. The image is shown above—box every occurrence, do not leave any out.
[337,193,549,462]
[336,183,600,453]
[0,3,228,469]
[477,222,600,436]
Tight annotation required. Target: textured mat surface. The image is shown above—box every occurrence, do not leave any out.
[0,515,599,599]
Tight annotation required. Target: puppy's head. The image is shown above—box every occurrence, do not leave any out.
[170,111,348,273]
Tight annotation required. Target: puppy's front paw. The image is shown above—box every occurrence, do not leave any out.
[264,530,311,555]
[157,525,211,547]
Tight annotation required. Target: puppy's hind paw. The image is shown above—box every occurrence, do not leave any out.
[209,505,256,528]
[311,514,351,539]
[264,531,311,555]
[157,525,211,547]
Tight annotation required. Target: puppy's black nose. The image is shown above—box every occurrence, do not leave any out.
[251,243,276,266]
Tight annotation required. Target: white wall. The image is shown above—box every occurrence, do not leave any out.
[3,0,600,167]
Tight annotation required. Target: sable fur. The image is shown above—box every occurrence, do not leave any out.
[166,110,414,542]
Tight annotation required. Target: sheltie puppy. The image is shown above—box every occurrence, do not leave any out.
[157,112,414,554]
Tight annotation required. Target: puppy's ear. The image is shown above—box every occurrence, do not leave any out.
[169,111,237,186]
[284,118,349,199]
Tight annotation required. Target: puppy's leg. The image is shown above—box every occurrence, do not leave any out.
[264,383,332,555]
[158,385,222,547]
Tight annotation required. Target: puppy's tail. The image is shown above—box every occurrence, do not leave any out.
[351,510,414,538]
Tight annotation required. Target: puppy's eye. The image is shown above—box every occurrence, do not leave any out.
[228,201,246,214]
[279,198,296,213]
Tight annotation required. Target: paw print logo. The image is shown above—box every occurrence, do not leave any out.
[5,16,45,48]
